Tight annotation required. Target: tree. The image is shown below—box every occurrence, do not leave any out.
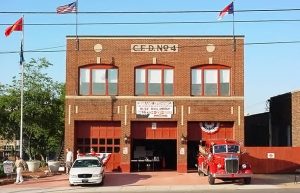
[0,58,65,160]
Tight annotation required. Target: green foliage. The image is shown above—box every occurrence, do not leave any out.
[0,163,5,178]
[0,58,65,160]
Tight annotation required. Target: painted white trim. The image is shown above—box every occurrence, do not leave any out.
[238,106,241,126]
[209,57,213,64]
[96,57,101,64]
[75,106,78,114]
[124,105,127,126]
[68,105,71,125]
[152,57,157,64]
[181,105,184,126]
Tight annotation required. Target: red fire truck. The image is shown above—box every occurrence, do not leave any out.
[196,139,253,185]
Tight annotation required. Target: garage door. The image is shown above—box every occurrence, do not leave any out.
[75,121,121,172]
[131,121,177,139]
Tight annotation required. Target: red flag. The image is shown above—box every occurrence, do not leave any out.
[5,17,23,37]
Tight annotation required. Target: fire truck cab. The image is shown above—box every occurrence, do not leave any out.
[197,139,252,185]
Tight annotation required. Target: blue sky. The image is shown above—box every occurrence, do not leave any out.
[0,0,300,115]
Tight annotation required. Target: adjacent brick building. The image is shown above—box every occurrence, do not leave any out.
[245,90,300,147]
[65,36,244,173]
[270,91,300,146]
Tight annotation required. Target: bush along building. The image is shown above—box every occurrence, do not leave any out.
[65,36,245,173]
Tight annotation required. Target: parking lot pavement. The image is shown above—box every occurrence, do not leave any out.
[0,172,299,193]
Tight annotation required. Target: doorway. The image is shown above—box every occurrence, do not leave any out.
[131,139,177,172]
[187,140,199,170]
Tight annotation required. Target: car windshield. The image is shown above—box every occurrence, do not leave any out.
[227,145,240,153]
[213,145,226,153]
[72,159,101,168]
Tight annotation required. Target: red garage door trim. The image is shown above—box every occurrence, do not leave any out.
[131,121,177,139]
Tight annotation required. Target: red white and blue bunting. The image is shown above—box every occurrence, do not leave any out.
[200,122,220,133]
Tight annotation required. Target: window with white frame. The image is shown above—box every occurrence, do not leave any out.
[79,66,118,96]
[204,69,218,96]
[191,66,230,96]
[135,66,174,96]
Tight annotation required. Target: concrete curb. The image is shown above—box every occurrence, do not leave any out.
[1,184,300,193]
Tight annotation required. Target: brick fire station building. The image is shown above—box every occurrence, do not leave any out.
[65,36,244,173]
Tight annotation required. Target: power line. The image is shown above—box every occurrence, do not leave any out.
[1,19,300,26]
[1,8,300,14]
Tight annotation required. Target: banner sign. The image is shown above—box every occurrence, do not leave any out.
[136,101,173,118]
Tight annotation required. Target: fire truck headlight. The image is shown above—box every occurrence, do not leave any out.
[242,164,247,169]
[217,164,222,169]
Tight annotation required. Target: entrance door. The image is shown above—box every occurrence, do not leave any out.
[131,121,177,172]
[187,122,202,170]
[187,141,199,170]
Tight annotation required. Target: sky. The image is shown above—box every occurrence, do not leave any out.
[0,0,300,115]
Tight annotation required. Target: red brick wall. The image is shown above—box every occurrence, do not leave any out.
[243,147,300,173]
[64,36,245,172]
[292,91,300,146]
[66,37,244,96]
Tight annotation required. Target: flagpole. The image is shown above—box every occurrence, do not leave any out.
[232,1,236,51]
[20,15,24,159]
[232,1,236,97]
[76,0,79,50]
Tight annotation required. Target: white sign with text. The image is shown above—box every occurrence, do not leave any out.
[136,101,173,118]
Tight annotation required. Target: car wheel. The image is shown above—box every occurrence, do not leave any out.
[99,178,104,186]
[244,177,251,184]
[69,183,74,187]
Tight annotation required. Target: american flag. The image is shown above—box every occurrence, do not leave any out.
[57,1,77,14]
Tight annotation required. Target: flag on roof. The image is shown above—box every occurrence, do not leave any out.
[5,17,23,37]
[57,1,77,14]
[218,2,234,20]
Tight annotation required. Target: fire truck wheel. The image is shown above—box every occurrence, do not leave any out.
[208,174,215,185]
[244,177,251,184]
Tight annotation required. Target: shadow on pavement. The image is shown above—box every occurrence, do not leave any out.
[104,173,151,186]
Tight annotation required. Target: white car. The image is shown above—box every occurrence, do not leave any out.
[69,156,105,186]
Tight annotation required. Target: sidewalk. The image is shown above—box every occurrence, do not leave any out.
[0,172,299,193]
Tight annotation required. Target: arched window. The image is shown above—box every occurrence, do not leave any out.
[135,65,174,96]
[79,65,118,96]
[191,65,230,96]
